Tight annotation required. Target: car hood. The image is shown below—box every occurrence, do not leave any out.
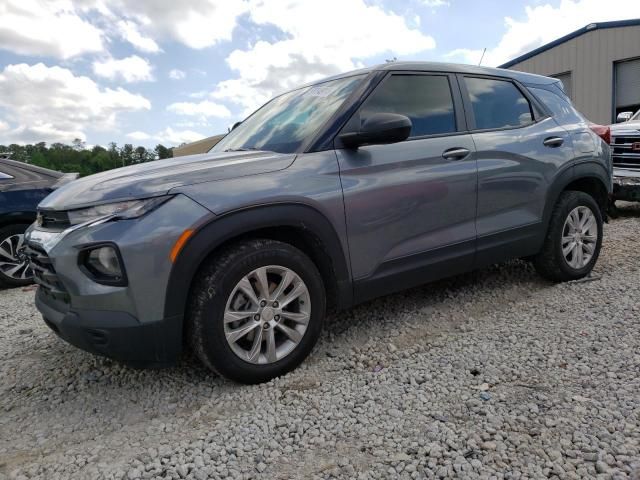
[611,121,640,134]
[39,150,296,210]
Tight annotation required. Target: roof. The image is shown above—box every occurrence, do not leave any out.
[305,61,558,88]
[172,134,226,157]
[499,18,640,68]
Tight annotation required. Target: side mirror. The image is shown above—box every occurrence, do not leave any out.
[617,111,633,123]
[339,113,412,148]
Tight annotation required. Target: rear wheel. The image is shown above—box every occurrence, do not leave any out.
[533,191,603,282]
[187,239,326,384]
[0,224,33,288]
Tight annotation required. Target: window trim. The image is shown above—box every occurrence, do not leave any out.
[458,74,548,134]
[334,70,467,148]
[526,85,586,124]
[550,71,573,100]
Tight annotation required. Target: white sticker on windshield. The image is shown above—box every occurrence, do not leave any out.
[307,86,333,97]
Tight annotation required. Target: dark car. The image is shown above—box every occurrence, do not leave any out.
[0,157,76,287]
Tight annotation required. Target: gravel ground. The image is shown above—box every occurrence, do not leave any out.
[1,205,639,480]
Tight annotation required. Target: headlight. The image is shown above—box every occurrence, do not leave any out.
[67,196,172,225]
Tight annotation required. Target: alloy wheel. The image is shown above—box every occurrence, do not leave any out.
[561,206,598,269]
[0,234,33,281]
[223,265,311,365]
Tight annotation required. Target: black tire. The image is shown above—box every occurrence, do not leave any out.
[187,239,326,384]
[533,191,603,282]
[0,223,33,288]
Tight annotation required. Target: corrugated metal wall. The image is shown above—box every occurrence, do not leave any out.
[506,24,640,124]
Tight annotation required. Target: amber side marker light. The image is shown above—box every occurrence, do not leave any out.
[170,229,194,263]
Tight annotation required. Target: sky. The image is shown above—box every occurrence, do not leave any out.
[1,0,640,149]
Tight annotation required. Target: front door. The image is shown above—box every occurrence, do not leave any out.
[335,72,478,302]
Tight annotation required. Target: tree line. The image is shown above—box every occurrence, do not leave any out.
[0,139,174,177]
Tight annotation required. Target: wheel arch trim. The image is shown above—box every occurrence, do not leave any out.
[544,161,611,227]
[163,202,353,322]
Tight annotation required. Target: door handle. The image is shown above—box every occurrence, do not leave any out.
[543,136,564,148]
[442,147,470,160]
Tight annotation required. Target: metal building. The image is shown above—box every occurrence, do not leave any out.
[499,19,640,125]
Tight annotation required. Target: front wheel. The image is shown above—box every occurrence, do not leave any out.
[187,239,326,384]
[533,191,603,282]
[0,224,34,288]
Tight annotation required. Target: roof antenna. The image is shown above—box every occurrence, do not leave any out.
[478,48,486,66]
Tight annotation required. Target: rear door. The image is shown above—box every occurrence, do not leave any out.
[458,75,576,267]
[336,72,478,301]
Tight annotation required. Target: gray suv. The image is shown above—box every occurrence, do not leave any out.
[25,62,612,384]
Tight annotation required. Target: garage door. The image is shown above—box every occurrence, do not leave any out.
[616,58,640,108]
[552,72,573,100]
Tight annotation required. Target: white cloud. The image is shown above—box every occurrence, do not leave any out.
[158,127,205,145]
[422,0,449,7]
[0,63,151,144]
[92,55,154,83]
[126,131,152,141]
[117,20,161,53]
[169,69,186,80]
[167,100,231,118]
[0,0,104,59]
[0,120,9,132]
[447,0,640,67]
[102,0,249,49]
[211,0,436,115]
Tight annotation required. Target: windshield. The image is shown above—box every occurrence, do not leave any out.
[213,75,365,154]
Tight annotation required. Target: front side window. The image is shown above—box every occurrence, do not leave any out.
[465,77,533,130]
[632,110,640,121]
[359,74,456,137]
[213,75,365,154]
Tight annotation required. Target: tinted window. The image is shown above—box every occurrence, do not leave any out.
[465,77,533,130]
[360,75,456,137]
[0,171,13,180]
[530,86,584,124]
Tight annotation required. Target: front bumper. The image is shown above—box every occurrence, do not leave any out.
[613,170,640,202]
[36,289,182,366]
[25,194,211,366]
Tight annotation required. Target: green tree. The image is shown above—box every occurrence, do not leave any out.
[0,140,174,177]
[120,144,134,167]
[154,144,172,159]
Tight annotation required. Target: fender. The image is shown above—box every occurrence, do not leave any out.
[543,159,611,227]
[163,203,353,322]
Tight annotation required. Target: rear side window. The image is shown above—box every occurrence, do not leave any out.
[0,171,14,180]
[360,74,457,137]
[529,86,585,125]
[465,77,533,130]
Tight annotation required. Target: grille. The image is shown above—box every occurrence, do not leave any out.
[24,244,70,303]
[39,210,70,231]
[612,134,640,170]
